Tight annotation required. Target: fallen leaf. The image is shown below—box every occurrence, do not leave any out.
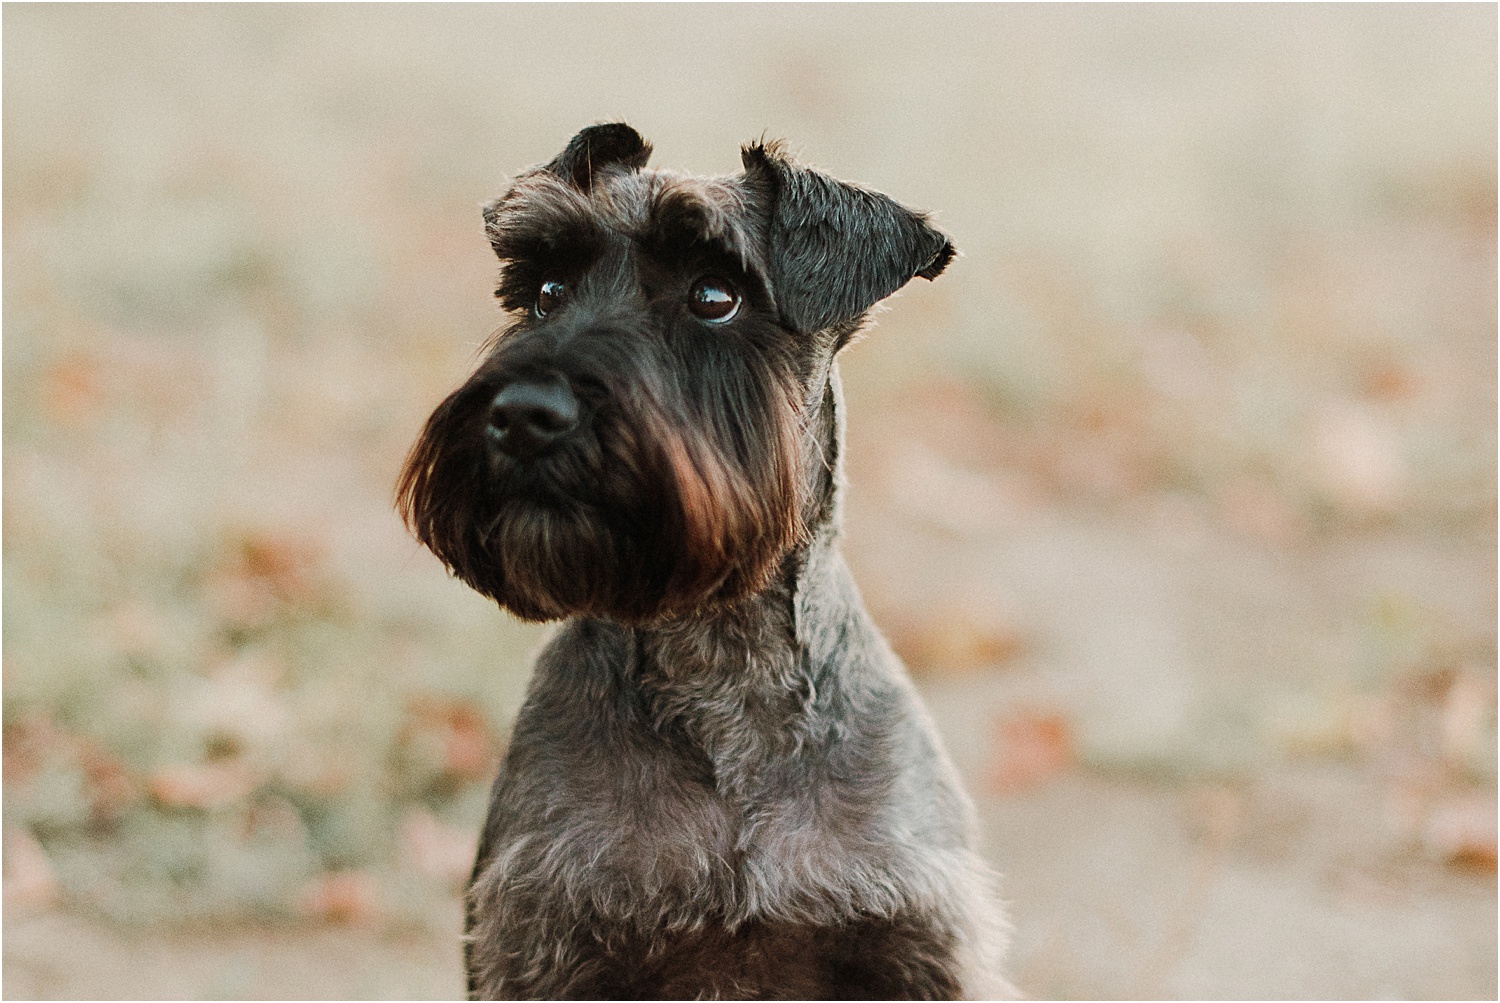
[1311,402,1405,514]
[207,527,330,628]
[240,531,324,602]
[3,717,138,822]
[1440,668,1496,768]
[1359,357,1420,404]
[400,809,477,884]
[403,697,497,783]
[1424,793,1498,872]
[148,760,260,811]
[2,715,66,787]
[883,605,1026,677]
[988,709,1074,794]
[78,744,138,823]
[42,351,104,425]
[3,827,60,912]
[298,870,382,925]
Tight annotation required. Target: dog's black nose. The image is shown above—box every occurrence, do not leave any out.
[487,378,579,459]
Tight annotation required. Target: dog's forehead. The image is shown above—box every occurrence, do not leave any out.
[596,169,746,230]
[491,167,760,260]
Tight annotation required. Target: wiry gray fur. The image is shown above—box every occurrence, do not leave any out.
[413,124,1010,999]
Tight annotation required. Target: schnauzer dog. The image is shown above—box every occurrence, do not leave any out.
[398,124,1009,1000]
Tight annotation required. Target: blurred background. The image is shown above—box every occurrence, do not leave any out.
[4,5,1495,999]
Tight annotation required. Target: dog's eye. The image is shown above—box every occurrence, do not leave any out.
[535,279,566,318]
[688,277,740,323]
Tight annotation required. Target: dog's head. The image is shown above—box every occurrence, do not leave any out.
[398,124,953,623]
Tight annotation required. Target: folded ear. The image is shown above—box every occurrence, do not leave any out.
[741,141,956,335]
[544,122,653,190]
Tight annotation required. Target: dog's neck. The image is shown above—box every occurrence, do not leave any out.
[801,355,847,542]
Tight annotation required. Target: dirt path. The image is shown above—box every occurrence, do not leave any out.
[3,907,464,1001]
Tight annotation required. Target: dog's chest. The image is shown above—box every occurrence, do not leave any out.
[520,726,894,929]
[496,637,905,926]
[481,678,969,998]
[585,690,866,912]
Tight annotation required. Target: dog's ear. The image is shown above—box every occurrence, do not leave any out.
[740,141,955,335]
[544,123,653,190]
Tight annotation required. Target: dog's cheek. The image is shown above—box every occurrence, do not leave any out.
[654,362,807,612]
[399,403,505,591]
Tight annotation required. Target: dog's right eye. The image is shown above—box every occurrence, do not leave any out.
[535,279,566,318]
[688,276,740,323]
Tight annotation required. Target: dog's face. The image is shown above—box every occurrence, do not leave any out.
[399,125,952,624]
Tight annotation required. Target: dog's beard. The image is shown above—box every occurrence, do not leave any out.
[398,365,808,625]
[484,501,634,621]
[472,486,691,622]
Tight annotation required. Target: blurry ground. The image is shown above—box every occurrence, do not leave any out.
[3,6,1495,1000]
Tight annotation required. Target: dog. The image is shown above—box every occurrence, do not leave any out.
[398,123,1010,1000]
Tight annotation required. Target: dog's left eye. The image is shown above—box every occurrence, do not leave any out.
[535,279,566,318]
[688,277,740,323]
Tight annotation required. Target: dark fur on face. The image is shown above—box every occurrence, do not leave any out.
[397,124,952,625]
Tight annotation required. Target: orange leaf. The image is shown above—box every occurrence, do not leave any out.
[987,710,1073,794]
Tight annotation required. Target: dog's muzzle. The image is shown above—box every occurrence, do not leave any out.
[486,376,579,460]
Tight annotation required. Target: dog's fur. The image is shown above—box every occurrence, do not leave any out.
[398,124,1009,1000]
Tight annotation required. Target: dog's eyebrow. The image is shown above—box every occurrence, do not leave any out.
[639,180,768,281]
[484,172,606,262]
